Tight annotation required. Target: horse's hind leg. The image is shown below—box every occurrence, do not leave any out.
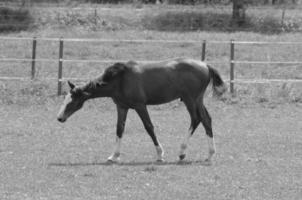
[197,103,216,162]
[179,98,200,161]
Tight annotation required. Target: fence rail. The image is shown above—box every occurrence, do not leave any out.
[2,36,302,44]
[0,37,302,95]
[2,58,302,65]
[3,77,300,82]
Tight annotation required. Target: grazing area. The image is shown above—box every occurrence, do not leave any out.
[0,98,301,199]
[0,2,302,200]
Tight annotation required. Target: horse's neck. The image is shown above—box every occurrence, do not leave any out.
[82,80,110,99]
[82,81,97,96]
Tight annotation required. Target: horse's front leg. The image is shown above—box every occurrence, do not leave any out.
[107,106,128,163]
[135,105,164,162]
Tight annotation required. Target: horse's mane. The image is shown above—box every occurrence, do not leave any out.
[80,80,98,93]
[79,61,136,93]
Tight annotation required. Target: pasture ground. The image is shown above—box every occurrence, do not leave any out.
[0,98,301,200]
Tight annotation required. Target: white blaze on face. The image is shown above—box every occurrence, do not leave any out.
[57,93,72,120]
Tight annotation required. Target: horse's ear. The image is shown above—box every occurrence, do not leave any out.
[96,81,108,87]
[68,81,75,90]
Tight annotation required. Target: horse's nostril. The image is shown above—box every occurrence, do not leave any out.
[57,118,66,123]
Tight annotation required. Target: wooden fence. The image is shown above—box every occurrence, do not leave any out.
[0,37,302,95]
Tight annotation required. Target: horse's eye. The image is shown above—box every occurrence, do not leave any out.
[97,82,108,87]
[70,89,82,98]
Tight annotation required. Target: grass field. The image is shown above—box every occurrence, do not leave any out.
[0,98,301,199]
[0,4,302,200]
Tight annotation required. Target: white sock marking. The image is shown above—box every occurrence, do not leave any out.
[155,144,164,161]
[206,136,216,161]
[179,129,192,156]
[108,136,122,162]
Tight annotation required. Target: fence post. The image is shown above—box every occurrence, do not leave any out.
[31,37,37,80]
[230,39,235,94]
[58,38,64,96]
[94,8,98,26]
[201,40,206,61]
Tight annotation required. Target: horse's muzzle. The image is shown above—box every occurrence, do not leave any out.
[57,117,66,123]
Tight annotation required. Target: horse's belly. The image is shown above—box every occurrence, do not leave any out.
[145,89,179,105]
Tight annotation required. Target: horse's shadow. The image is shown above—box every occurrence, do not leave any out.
[48,160,212,167]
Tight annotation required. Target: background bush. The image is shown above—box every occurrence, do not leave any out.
[0,7,33,32]
[0,0,301,5]
[142,10,301,33]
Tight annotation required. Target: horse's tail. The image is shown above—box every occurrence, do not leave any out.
[207,64,227,97]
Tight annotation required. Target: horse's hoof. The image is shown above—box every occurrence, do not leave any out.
[156,158,165,163]
[107,159,119,164]
[203,158,212,166]
[107,157,120,164]
[106,159,115,163]
[179,154,186,161]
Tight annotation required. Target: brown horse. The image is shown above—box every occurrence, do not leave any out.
[57,58,226,163]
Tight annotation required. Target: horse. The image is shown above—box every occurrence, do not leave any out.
[57,58,226,163]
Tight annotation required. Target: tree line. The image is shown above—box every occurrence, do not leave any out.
[0,0,300,5]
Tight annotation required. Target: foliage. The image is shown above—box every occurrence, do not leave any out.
[254,15,300,33]
[141,10,301,33]
[0,7,34,32]
[1,0,301,5]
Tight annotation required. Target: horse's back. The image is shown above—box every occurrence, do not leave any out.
[172,58,211,96]
[152,58,210,86]
[135,58,208,75]
[172,58,209,77]
[126,58,211,104]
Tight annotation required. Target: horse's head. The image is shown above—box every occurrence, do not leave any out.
[57,62,128,123]
[57,81,90,123]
